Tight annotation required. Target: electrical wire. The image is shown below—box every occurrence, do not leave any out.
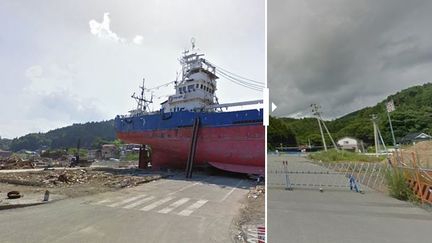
[144,81,175,91]
[217,71,263,92]
[217,69,264,89]
[204,60,264,85]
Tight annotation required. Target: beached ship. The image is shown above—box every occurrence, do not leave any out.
[114,42,264,175]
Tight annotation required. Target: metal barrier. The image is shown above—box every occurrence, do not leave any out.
[268,154,390,192]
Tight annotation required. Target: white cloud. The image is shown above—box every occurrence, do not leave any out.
[89,12,126,43]
[133,35,143,45]
[89,13,144,45]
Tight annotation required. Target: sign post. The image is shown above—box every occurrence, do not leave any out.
[386,100,397,148]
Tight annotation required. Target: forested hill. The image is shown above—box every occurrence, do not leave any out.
[4,120,116,151]
[269,83,432,148]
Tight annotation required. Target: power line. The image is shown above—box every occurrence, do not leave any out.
[217,69,264,88]
[217,72,263,92]
[204,60,264,85]
[144,81,175,91]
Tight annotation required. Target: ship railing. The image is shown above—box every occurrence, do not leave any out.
[206,100,263,110]
[118,111,159,118]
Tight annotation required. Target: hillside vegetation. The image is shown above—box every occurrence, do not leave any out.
[269,83,432,148]
[4,120,115,151]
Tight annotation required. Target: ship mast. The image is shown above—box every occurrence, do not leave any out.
[131,78,153,113]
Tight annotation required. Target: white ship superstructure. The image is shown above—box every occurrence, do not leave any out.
[161,46,218,113]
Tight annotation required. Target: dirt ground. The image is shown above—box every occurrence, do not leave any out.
[400,141,432,168]
[0,168,162,199]
[232,184,265,242]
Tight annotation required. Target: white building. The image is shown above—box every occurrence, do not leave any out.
[337,137,363,152]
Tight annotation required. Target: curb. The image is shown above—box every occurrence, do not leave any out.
[0,201,48,210]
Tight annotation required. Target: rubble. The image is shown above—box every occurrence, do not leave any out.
[0,154,72,170]
[232,184,265,242]
[0,168,161,193]
[0,156,35,170]
[247,185,265,199]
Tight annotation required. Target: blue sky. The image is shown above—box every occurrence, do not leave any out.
[0,0,265,138]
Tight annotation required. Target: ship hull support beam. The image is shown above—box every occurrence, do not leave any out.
[185,118,200,178]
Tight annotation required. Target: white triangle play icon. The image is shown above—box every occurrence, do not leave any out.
[271,102,277,112]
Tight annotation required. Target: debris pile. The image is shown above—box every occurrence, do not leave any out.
[0,156,35,170]
[233,184,265,243]
[248,185,265,199]
[0,156,72,170]
[0,169,161,189]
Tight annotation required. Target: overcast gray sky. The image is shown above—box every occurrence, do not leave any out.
[0,0,264,138]
[269,0,432,118]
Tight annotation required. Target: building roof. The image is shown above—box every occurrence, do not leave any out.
[400,132,431,143]
[337,137,361,143]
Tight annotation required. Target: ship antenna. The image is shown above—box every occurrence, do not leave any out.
[191,37,196,50]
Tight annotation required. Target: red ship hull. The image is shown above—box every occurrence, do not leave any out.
[117,124,264,175]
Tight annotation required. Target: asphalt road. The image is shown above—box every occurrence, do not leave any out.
[0,173,252,243]
[268,155,432,243]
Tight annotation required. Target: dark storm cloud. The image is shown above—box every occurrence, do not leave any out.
[269,0,432,118]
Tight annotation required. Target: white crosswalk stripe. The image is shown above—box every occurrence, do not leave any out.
[92,195,207,216]
[140,196,175,211]
[123,196,155,209]
[107,195,147,207]
[94,199,112,205]
[158,198,190,214]
[178,199,208,216]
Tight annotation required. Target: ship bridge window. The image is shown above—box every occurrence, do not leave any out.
[187,85,194,92]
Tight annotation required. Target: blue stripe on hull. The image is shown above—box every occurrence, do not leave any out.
[115,109,263,132]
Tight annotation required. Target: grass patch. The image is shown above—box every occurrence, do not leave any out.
[308,149,385,162]
[124,152,139,161]
[385,168,416,201]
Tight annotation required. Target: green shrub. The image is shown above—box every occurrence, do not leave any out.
[385,168,416,201]
[308,149,384,162]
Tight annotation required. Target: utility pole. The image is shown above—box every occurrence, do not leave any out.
[371,114,388,156]
[371,114,379,157]
[321,119,339,150]
[311,104,327,151]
